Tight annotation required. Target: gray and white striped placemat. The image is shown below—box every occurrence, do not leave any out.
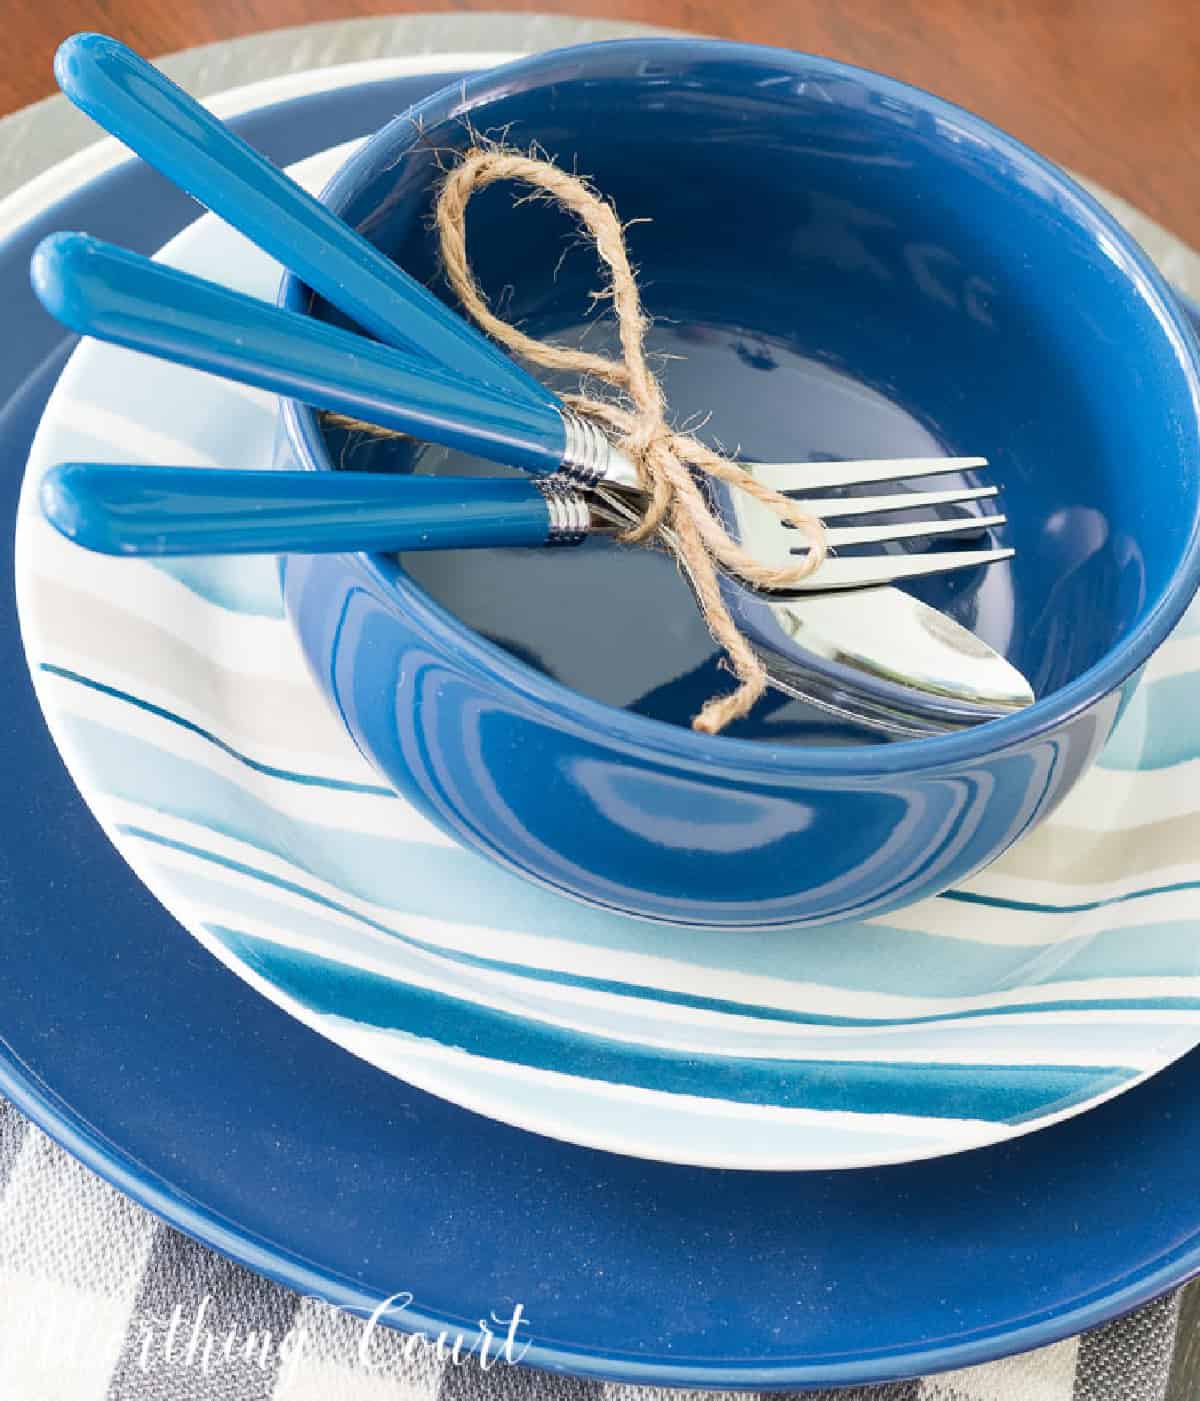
[1,13,1197,1399]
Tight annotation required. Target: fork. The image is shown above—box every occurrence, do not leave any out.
[32,232,1012,592]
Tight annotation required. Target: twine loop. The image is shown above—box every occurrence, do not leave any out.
[344,146,830,733]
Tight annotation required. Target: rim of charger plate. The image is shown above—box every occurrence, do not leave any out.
[282,37,1200,780]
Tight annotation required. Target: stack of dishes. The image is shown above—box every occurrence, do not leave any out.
[7,38,1200,1390]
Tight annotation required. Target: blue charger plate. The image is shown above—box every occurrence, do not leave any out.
[4,68,1200,1390]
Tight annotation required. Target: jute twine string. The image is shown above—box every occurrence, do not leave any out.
[332,147,827,733]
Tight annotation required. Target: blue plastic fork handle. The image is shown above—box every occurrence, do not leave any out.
[30,233,569,476]
[40,464,559,556]
[53,33,553,407]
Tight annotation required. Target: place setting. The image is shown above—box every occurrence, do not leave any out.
[4,22,1200,1394]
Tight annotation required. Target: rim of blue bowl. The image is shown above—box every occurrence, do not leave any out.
[281,36,1200,779]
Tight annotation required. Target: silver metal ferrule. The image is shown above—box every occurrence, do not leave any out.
[534,478,591,545]
[558,409,641,489]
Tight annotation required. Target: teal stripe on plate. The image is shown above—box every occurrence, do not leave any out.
[124,819,1200,1030]
[45,666,394,796]
[137,828,1200,1031]
[942,882,1200,916]
[209,925,1137,1123]
[156,860,1200,1063]
[367,1033,961,1160]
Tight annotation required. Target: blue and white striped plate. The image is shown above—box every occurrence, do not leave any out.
[16,143,1200,1171]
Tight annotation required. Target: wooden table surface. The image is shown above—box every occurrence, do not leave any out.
[5,0,1200,247]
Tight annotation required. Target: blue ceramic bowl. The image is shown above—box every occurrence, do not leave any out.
[280,39,1200,929]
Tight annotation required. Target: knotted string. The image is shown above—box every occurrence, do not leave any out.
[332,147,827,733]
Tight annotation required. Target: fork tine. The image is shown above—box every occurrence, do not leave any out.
[777,547,1014,592]
[812,513,1005,550]
[787,485,998,519]
[747,456,988,493]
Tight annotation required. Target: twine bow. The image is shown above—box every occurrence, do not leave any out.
[338,146,828,733]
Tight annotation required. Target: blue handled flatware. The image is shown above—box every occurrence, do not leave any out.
[31,232,590,480]
[53,33,538,403]
[39,463,592,556]
[52,32,634,488]
[31,232,1011,590]
[34,33,1033,726]
[46,32,1010,553]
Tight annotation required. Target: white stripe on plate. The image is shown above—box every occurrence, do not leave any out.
[195,911,1200,1070]
[44,393,242,467]
[1048,762,1200,832]
[330,1014,999,1139]
[167,876,1196,1067]
[144,852,1200,1069]
[28,554,299,678]
[306,1011,1162,1170]
[167,921,1013,1171]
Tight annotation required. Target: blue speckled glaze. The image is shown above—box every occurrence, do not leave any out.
[280,40,1200,928]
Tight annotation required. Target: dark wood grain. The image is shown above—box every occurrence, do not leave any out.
[6,1,1200,245]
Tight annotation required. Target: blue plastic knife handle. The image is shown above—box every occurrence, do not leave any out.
[40,464,564,556]
[31,233,570,476]
[53,33,550,405]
